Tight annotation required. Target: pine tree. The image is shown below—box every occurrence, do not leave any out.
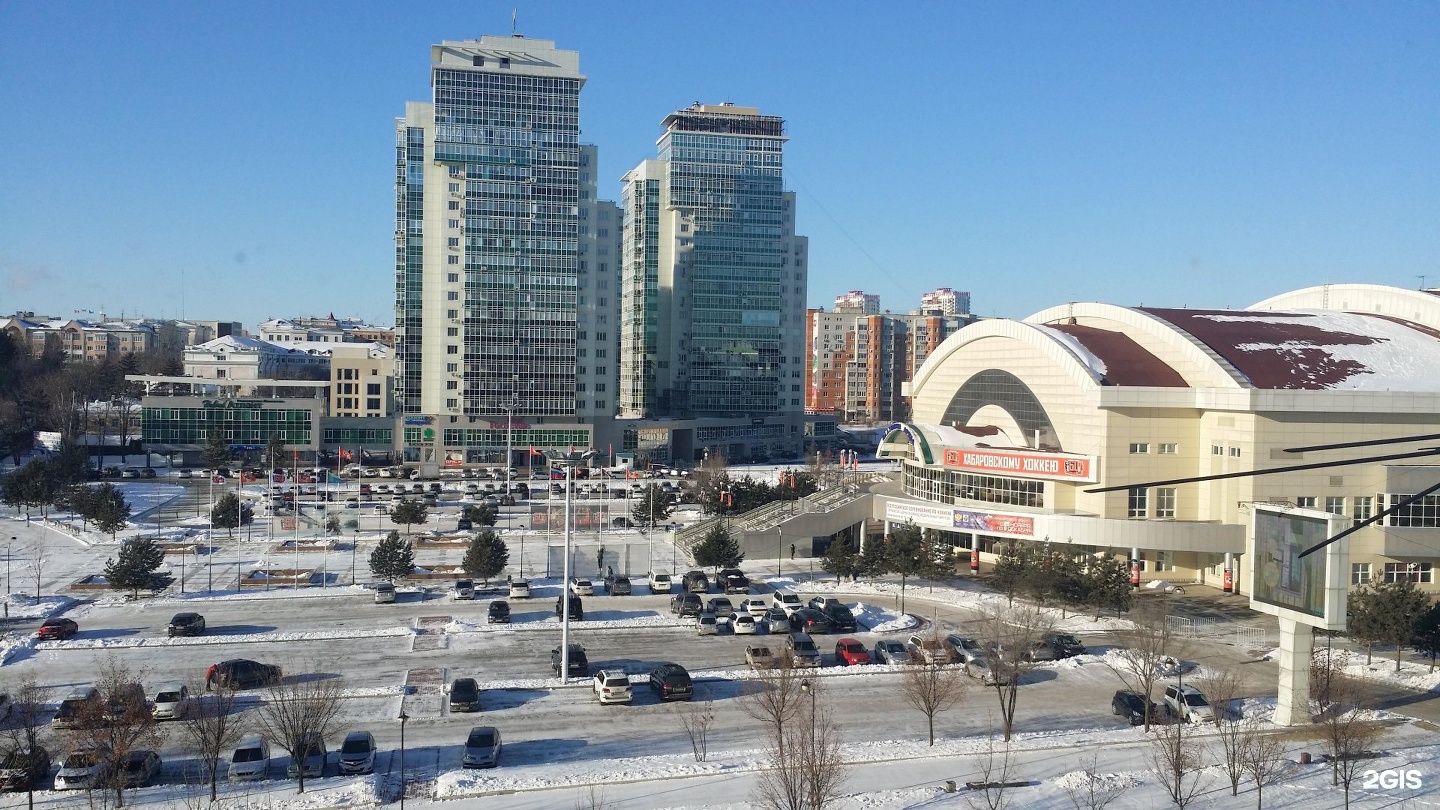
[211,492,242,538]
[369,530,415,582]
[1085,554,1134,618]
[390,498,428,538]
[202,429,231,471]
[857,535,889,580]
[692,523,744,570]
[90,483,131,539]
[1366,579,1429,672]
[461,528,509,586]
[262,433,288,470]
[990,542,1030,607]
[822,538,859,583]
[631,484,676,528]
[104,536,166,598]
[474,502,498,527]
[1413,601,1440,673]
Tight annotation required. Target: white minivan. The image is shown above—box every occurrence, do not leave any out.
[228,735,271,781]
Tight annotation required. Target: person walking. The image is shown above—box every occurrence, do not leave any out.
[789,543,796,560]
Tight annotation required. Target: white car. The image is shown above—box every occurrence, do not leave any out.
[508,580,531,599]
[570,578,594,596]
[697,612,719,636]
[772,592,803,615]
[742,597,769,617]
[1164,684,1214,724]
[150,681,190,720]
[650,572,673,594]
[733,614,758,635]
[55,748,108,790]
[592,670,633,705]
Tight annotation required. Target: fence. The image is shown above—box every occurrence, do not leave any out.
[1167,616,1272,648]
[542,542,666,579]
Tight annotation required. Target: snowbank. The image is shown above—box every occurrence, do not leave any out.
[851,601,918,633]
[34,625,412,651]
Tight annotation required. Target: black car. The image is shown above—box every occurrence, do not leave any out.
[1044,632,1086,658]
[555,594,584,621]
[718,568,750,594]
[457,518,473,531]
[648,663,694,701]
[822,604,857,633]
[167,612,206,637]
[670,593,702,617]
[0,745,50,792]
[213,659,283,690]
[682,570,710,593]
[487,601,511,624]
[791,608,833,635]
[449,677,482,712]
[605,575,632,596]
[1111,690,1160,725]
[551,644,589,677]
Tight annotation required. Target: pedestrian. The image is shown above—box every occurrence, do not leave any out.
[205,663,217,692]
[790,543,796,560]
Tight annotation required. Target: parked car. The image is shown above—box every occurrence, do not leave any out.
[0,746,50,792]
[454,579,475,600]
[1164,684,1214,724]
[570,578,594,596]
[823,604,857,633]
[963,653,1008,685]
[1044,632,1087,658]
[1112,690,1160,725]
[733,614,758,635]
[741,597,770,617]
[462,726,502,769]
[649,572,673,593]
[648,663,694,701]
[834,638,870,666]
[457,517,473,531]
[907,634,953,665]
[448,678,482,713]
[286,731,328,779]
[696,611,720,636]
[167,612,206,637]
[681,570,710,593]
[807,596,841,612]
[213,659,283,690]
[706,597,735,618]
[36,618,78,641]
[374,582,396,604]
[555,594,584,621]
[551,644,589,677]
[772,592,803,614]
[605,575,632,596]
[338,731,377,775]
[670,593,703,617]
[52,686,100,729]
[746,645,776,669]
[872,640,912,665]
[120,750,162,788]
[104,682,148,724]
[791,608,832,635]
[764,607,792,634]
[508,580,530,598]
[943,634,982,661]
[592,670,633,705]
[228,736,273,782]
[719,568,750,594]
[151,681,190,720]
[55,747,108,790]
[786,632,822,667]
[487,601,511,624]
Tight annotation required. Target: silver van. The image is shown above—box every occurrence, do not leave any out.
[786,632,822,667]
[228,735,270,781]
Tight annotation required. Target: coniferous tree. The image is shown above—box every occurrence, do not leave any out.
[104,536,166,597]
[822,538,861,583]
[692,523,744,570]
[856,535,889,580]
[90,482,131,539]
[369,530,415,582]
[389,498,428,538]
[632,484,676,528]
[1364,579,1429,672]
[1085,554,1135,618]
[202,429,231,471]
[210,492,250,538]
[461,528,510,586]
[1413,601,1440,673]
[989,542,1030,607]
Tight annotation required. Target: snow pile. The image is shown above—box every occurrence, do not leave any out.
[0,633,33,665]
[34,626,412,651]
[436,753,740,798]
[2,594,76,620]
[1333,648,1440,693]
[850,601,917,633]
[1054,767,1140,794]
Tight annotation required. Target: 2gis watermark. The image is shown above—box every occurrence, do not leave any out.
[1362,769,1423,791]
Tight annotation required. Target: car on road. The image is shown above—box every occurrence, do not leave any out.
[746,645,776,669]
[449,677,482,712]
[487,600,511,624]
[1112,690,1160,725]
[228,735,271,781]
[167,612,207,637]
[120,750,162,787]
[555,594,584,621]
[551,644,589,677]
[963,653,1009,685]
[649,572,673,594]
[682,570,711,593]
[696,611,719,635]
[1044,632,1087,658]
[286,732,328,779]
[648,663,694,701]
[772,592,803,615]
[872,640,911,665]
[338,731,377,775]
[719,568,750,594]
[786,632,822,667]
[0,746,50,792]
[1164,684,1214,724]
[570,578,594,596]
[55,747,108,790]
[807,596,841,612]
[508,580,530,599]
[213,659,283,690]
[592,671,633,705]
[822,604,857,633]
[454,579,475,600]
[374,582,396,603]
[791,608,832,635]
[741,597,769,617]
[906,634,953,665]
[706,597,735,618]
[177,468,195,479]
[764,607,792,634]
[462,726,502,769]
[151,681,190,720]
[670,593,702,617]
[36,618,78,641]
[605,574,632,596]
[834,638,869,666]
[733,614,758,634]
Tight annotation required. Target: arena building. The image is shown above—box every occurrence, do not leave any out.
[873,283,1440,596]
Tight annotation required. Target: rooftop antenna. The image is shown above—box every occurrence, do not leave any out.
[511,8,517,36]
[1420,274,1429,291]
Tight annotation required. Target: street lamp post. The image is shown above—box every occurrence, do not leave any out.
[398,709,408,810]
[800,679,817,754]
[559,461,574,682]
[351,528,358,584]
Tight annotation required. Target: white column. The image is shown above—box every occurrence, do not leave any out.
[1273,618,1314,726]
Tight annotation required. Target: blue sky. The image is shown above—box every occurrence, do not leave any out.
[2,2,1437,329]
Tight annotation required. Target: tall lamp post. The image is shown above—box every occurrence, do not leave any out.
[397,709,408,810]
[559,459,574,682]
[800,679,817,754]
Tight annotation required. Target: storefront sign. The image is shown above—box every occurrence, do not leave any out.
[952,509,1034,536]
[941,447,1096,482]
[884,501,956,529]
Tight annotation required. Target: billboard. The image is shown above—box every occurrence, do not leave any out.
[941,447,1097,483]
[1249,505,1348,631]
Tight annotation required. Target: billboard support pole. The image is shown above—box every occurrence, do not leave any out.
[1274,618,1314,726]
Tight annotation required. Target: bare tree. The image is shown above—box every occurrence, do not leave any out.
[900,656,967,745]
[67,657,162,808]
[1103,600,1184,732]
[573,784,611,810]
[23,541,47,604]
[678,701,715,762]
[177,679,247,803]
[254,670,344,794]
[1061,753,1132,810]
[0,675,50,810]
[1194,666,1246,795]
[973,602,1052,741]
[1240,722,1288,809]
[751,679,847,810]
[967,726,1017,810]
[1147,719,1208,808]
[740,658,807,760]
[1315,666,1386,809]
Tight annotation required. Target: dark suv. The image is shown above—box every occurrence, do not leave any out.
[551,644,589,677]
[718,568,750,594]
[0,745,50,791]
[682,570,710,593]
[167,612,206,637]
[648,663,694,701]
[1044,632,1086,658]
[670,593,702,617]
[554,594,584,621]
[605,575,632,596]
[213,659,283,690]
[822,604,857,633]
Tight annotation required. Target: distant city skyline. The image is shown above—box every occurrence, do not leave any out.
[2,3,1437,327]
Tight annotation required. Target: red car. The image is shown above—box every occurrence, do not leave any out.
[834,638,870,666]
[36,618,78,641]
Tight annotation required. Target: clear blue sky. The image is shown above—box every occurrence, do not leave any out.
[2,2,1437,329]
